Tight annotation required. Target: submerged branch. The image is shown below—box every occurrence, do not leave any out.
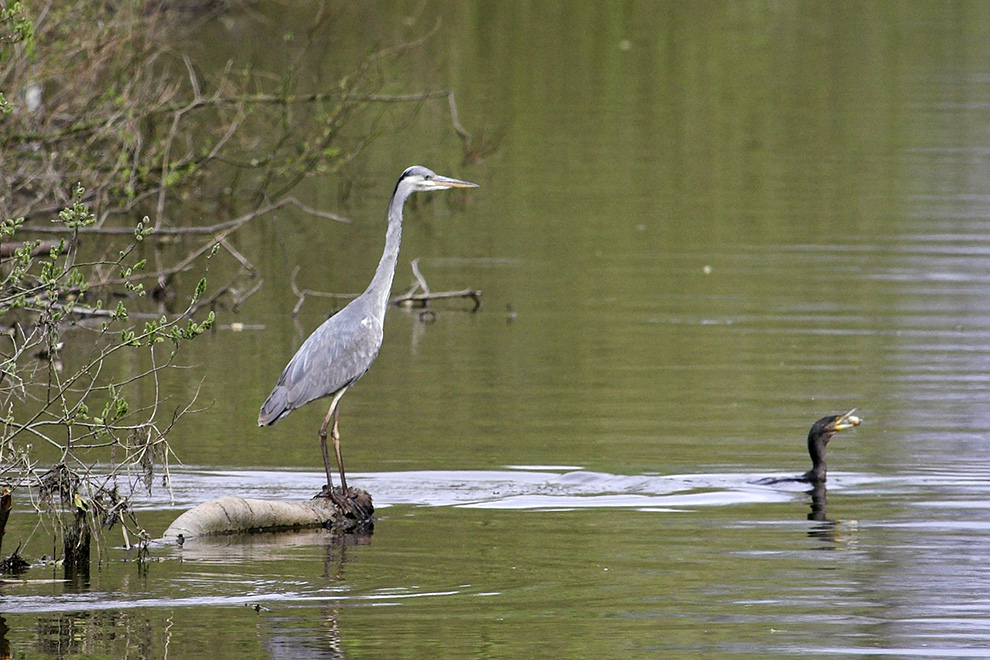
[289,259,483,318]
[391,288,482,311]
[392,259,481,311]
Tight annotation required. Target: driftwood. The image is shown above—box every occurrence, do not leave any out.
[391,258,481,310]
[391,288,482,311]
[290,258,482,317]
[162,489,373,540]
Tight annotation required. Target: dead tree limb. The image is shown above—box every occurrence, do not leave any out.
[162,491,373,539]
[391,289,482,311]
[408,257,431,296]
[289,266,356,318]
[391,258,481,311]
[289,259,482,317]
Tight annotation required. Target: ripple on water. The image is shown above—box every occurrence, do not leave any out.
[131,466,862,512]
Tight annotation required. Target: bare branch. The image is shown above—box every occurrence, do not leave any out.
[391,288,483,312]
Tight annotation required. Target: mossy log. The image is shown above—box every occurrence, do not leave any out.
[162,489,373,540]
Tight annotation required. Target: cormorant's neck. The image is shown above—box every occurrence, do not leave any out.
[805,431,831,482]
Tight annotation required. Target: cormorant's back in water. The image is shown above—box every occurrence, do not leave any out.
[758,409,861,485]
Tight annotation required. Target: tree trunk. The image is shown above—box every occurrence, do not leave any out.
[0,490,11,555]
[63,507,91,582]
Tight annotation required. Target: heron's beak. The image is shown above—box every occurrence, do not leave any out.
[433,175,479,189]
[834,408,862,432]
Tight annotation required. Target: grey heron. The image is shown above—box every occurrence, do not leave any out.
[258,166,478,500]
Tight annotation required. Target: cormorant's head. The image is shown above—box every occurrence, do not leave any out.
[809,409,862,444]
[805,409,861,482]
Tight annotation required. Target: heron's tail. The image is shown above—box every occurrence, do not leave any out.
[258,387,290,426]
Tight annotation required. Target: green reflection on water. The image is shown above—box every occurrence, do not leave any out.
[4,500,888,659]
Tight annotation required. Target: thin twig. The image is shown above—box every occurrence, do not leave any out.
[289,265,356,318]
[19,197,351,235]
[446,91,472,146]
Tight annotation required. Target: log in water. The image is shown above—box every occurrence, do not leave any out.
[162,489,373,539]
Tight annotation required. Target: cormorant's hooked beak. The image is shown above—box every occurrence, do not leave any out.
[833,408,862,432]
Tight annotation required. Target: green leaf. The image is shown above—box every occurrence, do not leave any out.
[56,184,95,229]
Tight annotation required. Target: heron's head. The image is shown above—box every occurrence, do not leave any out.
[809,409,862,445]
[396,166,478,194]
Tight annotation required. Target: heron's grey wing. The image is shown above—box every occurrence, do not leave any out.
[258,304,384,425]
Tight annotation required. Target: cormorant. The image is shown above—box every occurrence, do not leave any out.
[802,409,861,483]
[757,409,861,485]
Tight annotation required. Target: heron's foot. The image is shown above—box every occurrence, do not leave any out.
[318,486,374,522]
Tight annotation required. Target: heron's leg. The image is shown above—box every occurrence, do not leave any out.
[318,387,349,492]
[331,405,348,493]
[317,415,336,491]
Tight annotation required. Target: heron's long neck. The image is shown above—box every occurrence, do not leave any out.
[364,192,406,315]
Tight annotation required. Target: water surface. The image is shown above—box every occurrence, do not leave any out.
[7,2,990,658]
